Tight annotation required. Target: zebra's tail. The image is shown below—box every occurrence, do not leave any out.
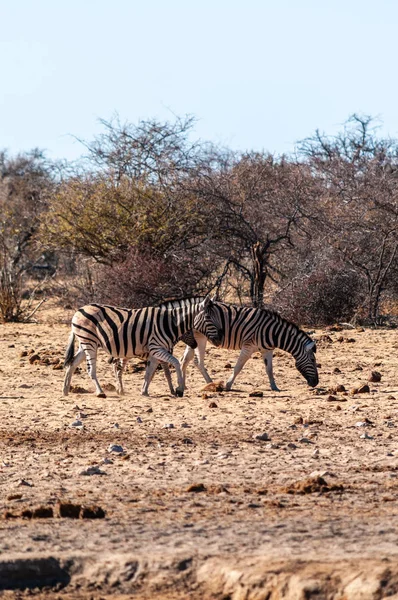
[64,332,76,368]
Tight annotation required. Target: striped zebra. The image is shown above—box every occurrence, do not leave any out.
[63,298,221,398]
[182,297,318,391]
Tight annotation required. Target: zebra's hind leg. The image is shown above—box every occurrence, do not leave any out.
[63,349,85,396]
[261,349,280,392]
[84,348,106,398]
[113,358,128,395]
[150,347,185,397]
[225,345,254,391]
[161,363,175,396]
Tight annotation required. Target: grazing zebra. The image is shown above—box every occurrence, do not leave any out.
[182,297,319,391]
[63,298,221,398]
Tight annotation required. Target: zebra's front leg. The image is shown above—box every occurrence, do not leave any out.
[63,349,85,396]
[113,358,128,396]
[225,345,254,391]
[141,357,160,396]
[193,333,212,383]
[84,349,106,398]
[261,349,280,392]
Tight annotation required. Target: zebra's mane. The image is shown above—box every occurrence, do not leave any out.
[158,296,206,310]
[213,300,313,343]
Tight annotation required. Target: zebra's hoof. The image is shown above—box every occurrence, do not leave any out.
[175,389,184,398]
[97,392,107,398]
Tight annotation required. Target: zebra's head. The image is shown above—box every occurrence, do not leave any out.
[194,296,223,347]
[294,340,319,387]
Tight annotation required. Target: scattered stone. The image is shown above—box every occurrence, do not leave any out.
[136,417,143,423]
[202,393,209,400]
[327,394,347,402]
[32,506,53,519]
[102,382,116,392]
[224,363,232,369]
[350,384,370,395]
[19,350,28,357]
[79,465,105,476]
[70,385,90,394]
[294,416,304,425]
[298,437,314,444]
[202,381,224,392]
[186,483,206,493]
[146,407,153,413]
[287,443,297,450]
[360,432,374,440]
[18,383,31,389]
[7,494,22,501]
[280,476,343,495]
[113,423,120,429]
[102,457,113,465]
[336,405,342,411]
[163,423,174,429]
[312,449,320,458]
[208,402,218,409]
[80,505,105,519]
[182,438,194,445]
[333,367,341,374]
[17,479,33,487]
[181,422,190,428]
[353,364,363,371]
[108,444,125,453]
[57,501,81,518]
[254,432,270,441]
[388,395,396,400]
[368,371,382,383]
[70,420,83,428]
[329,384,346,393]
[28,354,41,364]
[249,391,264,398]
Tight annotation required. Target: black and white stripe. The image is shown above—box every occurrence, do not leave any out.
[63,298,208,398]
[181,298,318,391]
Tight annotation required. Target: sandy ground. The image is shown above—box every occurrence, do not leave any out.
[1,305,398,598]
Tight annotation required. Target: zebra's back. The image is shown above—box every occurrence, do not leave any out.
[71,303,159,358]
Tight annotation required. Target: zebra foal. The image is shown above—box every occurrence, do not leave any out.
[183,297,319,391]
[63,298,220,398]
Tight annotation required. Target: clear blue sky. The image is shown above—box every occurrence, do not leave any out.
[2,0,398,162]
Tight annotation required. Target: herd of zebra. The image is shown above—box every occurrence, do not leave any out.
[63,296,319,398]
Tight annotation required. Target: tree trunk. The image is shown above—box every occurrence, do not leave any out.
[250,242,267,307]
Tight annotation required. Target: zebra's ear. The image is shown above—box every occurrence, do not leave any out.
[306,341,316,353]
[201,296,213,312]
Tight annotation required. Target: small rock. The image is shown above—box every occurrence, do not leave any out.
[136,417,142,423]
[254,432,270,441]
[146,407,153,413]
[249,391,264,398]
[79,466,105,476]
[298,437,314,444]
[70,420,83,428]
[336,405,342,411]
[351,384,370,395]
[108,444,125,454]
[17,479,33,487]
[57,501,81,519]
[368,371,382,383]
[312,449,320,458]
[360,432,374,440]
[294,416,304,425]
[202,393,209,400]
[186,483,206,493]
[163,423,174,429]
[355,421,367,427]
[209,402,218,409]
[333,367,341,374]
[102,457,113,465]
[287,443,297,450]
[113,423,120,429]
[202,381,224,393]
[80,505,105,519]
[224,363,232,369]
[182,438,194,445]
[181,422,190,428]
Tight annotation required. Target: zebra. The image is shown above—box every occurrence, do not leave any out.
[63,298,221,398]
[181,297,318,391]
